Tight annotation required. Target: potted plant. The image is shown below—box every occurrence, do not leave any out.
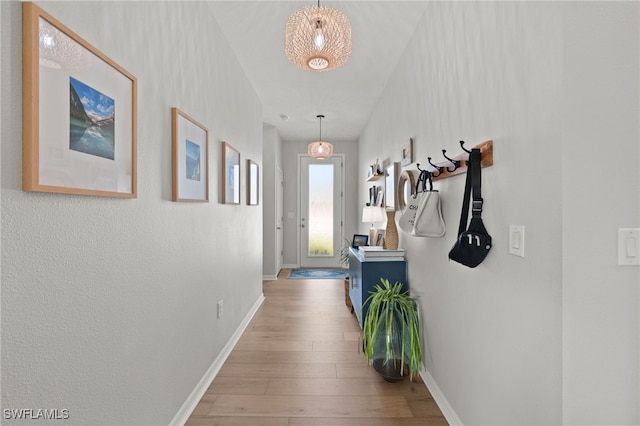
[339,238,352,310]
[362,278,423,382]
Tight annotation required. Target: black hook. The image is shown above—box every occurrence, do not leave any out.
[442,149,459,172]
[460,140,472,154]
[427,157,443,177]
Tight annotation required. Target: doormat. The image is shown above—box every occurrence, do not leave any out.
[288,269,346,279]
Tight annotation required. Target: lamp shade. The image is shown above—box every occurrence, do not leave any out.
[308,141,333,159]
[308,114,333,159]
[362,206,385,223]
[284,3,352,72]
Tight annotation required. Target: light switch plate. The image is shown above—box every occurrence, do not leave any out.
[618,228,640,266]
[509,225,525,258]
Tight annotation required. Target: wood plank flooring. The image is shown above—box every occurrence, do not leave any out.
[186,269,448,426]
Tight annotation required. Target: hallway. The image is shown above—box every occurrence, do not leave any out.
[186,270,448,425]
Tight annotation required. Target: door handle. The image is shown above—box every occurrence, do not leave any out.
[276,227,281,230]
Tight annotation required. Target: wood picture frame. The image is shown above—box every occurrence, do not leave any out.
[247,159,259,206]
[221,142,240,204]
[171,108,208,202]
[22,2,137,198]
[401,138,413,167]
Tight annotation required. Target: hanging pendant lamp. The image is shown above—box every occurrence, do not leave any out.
[284,0,352,72]
[308,115,333,159]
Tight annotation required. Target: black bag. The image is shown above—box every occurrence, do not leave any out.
[448,148,492,267]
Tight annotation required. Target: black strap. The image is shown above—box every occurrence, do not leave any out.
[470,149,483,218]
[457,148,482,235]
[414,169,432,195]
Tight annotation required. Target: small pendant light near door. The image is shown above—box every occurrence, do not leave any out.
[308,115,333,160]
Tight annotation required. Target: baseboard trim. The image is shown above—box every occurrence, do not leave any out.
[170,294,265,425]
[282,263,298,269]
[262,274,278,281]
[420,368,463,426]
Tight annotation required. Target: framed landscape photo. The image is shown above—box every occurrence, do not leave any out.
[352,234,369,248]
[221,142,240,204]
[247,159,259,206]
[171,108,208,202]
[22,2,137,198]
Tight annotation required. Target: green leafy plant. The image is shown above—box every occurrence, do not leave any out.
[362,278,423,380]
[339,238,351,267]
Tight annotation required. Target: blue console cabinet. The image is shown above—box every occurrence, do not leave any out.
[348,247,408,327]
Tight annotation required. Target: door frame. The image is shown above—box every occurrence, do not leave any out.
[296,153,345,268]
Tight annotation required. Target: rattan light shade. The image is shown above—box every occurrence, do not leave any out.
[308,141,333,159]
[285,4,352,72]
[308,114,333,159]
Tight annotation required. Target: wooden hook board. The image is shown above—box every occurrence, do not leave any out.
[426,140,493,181]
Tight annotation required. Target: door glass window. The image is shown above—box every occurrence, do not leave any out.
[308,164,334,256]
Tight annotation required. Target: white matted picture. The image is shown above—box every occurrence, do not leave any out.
[401,138,413,166]
[385,162,400,211]
[221,142,240,204]
[171,108,208,202]
[22,2,137,198]
[247,159,259,206]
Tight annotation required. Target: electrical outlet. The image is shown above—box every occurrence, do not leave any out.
[217,300,224,318]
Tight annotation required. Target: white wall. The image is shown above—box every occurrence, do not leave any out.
[359,1,638,425]
[562,2,639,424]
[1,1,263,424]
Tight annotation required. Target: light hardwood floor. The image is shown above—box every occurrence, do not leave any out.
[186,269,449,426]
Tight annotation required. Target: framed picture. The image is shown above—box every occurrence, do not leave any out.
[352,234,369,248]
[401,138,413,167]
[22,2,137,198]
[247,159,259,205]
[375,229,386,247]
[171,108,208,202]
[385,162,400,211]
[221,142,240,204]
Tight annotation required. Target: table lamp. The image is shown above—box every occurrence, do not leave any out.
[361,206,385,246]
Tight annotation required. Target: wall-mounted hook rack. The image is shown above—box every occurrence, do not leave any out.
[441,149,459,172]
[426,140,493,181]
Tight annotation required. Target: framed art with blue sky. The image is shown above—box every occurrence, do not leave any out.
[171,108,208,202]
[221,142,240,204]
[22,2,137,198]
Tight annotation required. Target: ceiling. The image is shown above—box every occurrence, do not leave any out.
[207,1,429,143]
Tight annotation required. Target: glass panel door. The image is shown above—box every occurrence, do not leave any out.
[299,155,343,268]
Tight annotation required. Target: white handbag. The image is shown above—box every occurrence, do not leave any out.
[398,192,423,234]
[398,170,445,237]
[413,190,445,237]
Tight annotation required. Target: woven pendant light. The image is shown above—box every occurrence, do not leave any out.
[308,115,333,160]
[285,1,352,72]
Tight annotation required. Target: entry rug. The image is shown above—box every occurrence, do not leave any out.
[288,268,346,279]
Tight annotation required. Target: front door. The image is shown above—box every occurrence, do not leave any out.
[299,155,344,268]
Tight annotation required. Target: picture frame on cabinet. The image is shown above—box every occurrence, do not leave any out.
[375,229,386,247]
[247,159,259,205]
[221,142,240,204]
[401,138,413,166]
[171,108,208,202]
[352,234,369,248]
[22,2,137,198]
